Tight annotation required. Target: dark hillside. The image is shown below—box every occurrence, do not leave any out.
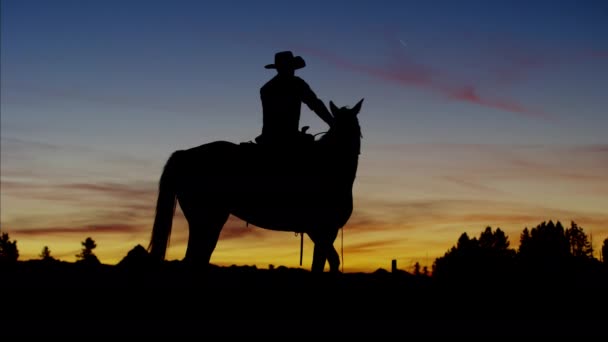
[2,260,606,338]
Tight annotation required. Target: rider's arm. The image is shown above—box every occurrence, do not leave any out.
[299,79,334,127]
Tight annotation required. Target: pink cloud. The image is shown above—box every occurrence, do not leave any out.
[445,85,548,119]
[469,36,608,88]
[302,47,550,120]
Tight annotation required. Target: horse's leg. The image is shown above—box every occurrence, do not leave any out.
[326,239,340,273]
[308,228,340,273]
[184,211,229,269]
[311,242,327,273]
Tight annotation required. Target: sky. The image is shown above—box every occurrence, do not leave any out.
[2,0,608,273]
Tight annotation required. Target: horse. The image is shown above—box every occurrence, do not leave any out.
[147,98,363,273]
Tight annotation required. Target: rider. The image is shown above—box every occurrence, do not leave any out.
[255,51,334,147]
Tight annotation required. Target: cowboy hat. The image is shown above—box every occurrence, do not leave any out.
[264,51,306,70]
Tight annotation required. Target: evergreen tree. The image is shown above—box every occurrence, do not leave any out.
[433,227,516,281]
[39,246,55,261]
[519,220,569,260]
[0,230,19,263]
[518,227,532,257]
[76,237,100,265]
[565,221,593,258]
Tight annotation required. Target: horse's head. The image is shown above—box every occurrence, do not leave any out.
[321,98,364,156]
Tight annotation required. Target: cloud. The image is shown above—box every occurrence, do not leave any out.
[569,144,608,154]
[344,239,403,254]
[301,28,607,122]
[350,196,608,234]
[445,85,548,119]
[3,82,200,117]
[0,136,160,189]
[0,137,62,152]
[363,143,608,182]
[62,182,156,199]
[1,180,159,214]
[0,136,157,167]
[589,50,608,59]
[15,223,144,236]
[301,47,550,120]
[442,175,503,194]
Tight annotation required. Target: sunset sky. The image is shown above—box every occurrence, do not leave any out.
[2,0,607,273]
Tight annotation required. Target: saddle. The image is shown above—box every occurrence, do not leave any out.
[239,127,317,173]
[242,127,315,151]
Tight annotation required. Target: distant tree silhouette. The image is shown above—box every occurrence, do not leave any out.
[564,221,593,258]
[479,226,511,251]
[413,261,421,275]
[76,237,100,265]
[515,220,606,281]
[432,227,516,281]
[39,246,56,261]
[518,227,532,256]
[517,220,569,261]
[0,230,19,263]
[602,238,608,264]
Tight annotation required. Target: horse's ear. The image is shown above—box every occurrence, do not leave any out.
[329,101,339,115]
[352,98,364,115]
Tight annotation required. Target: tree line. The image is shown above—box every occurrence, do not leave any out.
[1,220,608,275]
[0,233,100,265]
[432,220,608,281]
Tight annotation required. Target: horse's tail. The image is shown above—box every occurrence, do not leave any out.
[148,150,182,261]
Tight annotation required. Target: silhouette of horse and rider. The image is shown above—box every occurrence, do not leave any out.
[148,51,364,273]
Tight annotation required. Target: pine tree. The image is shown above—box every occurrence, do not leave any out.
[76,237,100,265]
[40,246,55,261]
[0,230,19,263]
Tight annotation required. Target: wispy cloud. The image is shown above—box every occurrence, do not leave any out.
[351,197,608,234]
[1,136,157,168]
[301,47,550,120]
[442,175,503,194]
[0,136,160,191]
[569,144,608,154]
[302,27,608,121]
[62,182,156,199]
[363,143,608,181]
[0,137,62,152]
[3,82,201,116]
[589,50,608,59]
[344,239,403,254]
[15,223,144,236]
[1,180,158,207]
